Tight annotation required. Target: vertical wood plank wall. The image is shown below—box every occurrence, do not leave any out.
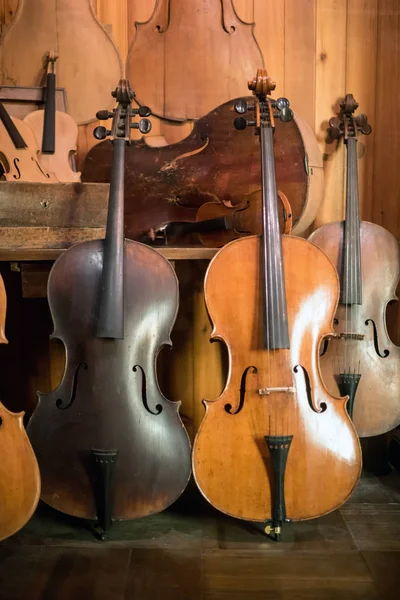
[0,1,399,432]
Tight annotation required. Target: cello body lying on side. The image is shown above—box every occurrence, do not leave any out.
[193,70,361,536]
[27,82,191,535]
[0,276,40,541]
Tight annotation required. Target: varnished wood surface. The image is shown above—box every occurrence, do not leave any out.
[0,273,41,542]
[82,98,323,241]
[193,235,361,522]
[28,240,191,520]
[309,221,400,437]
[0,471,400,599]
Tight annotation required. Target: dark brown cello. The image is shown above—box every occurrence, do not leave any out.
[192,70,361,539]
[27,81,191,537]
[309,95,400,437]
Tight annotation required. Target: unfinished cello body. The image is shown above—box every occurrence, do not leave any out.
[0,277,40,541]
[193,70,361,536]
[309,95,400,437]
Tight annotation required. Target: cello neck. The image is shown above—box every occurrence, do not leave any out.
[341,136,362,305]
[95,80,151,339]
[260,119,290,349]
[96,136,126,339]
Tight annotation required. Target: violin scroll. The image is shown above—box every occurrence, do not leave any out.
[248,68,276,97]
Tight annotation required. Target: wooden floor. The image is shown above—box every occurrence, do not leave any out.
[1,470,400,599]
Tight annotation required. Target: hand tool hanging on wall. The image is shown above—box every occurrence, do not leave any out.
[0,0,122,124]
[309,95,400,437]
[192,69,362,540]
[82,96,323,243]
[23,51,81,182]
[0,276,40,542]
[27,80,191,539]
[0,100,58,182]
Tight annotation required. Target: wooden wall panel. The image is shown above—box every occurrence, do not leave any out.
[314,0,347,228]
[346,0,378,223]
[253,0,285,98]
[284,0,316,128]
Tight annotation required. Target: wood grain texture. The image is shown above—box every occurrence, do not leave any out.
[126,0,264,120]
[0,0,123,124]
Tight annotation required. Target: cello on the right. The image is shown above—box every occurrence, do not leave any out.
[309,94,400,438]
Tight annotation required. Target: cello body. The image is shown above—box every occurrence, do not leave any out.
[309,94,400,437]
[27,239,191,520]
[309,221,400,437]
[82,98,323,242]
[0,276,40,541]
[193,235,361,521]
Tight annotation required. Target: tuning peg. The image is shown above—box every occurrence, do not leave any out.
[328,116,343,139]
[234,117,256,130]
[131,118,152,134]
[355,113,372,136]
[93,126,111,140]
[96,110,114,120]
[271,97,293,122]
[277,107,294,122]
[234,99,248,114]
[131,105,152,118]
[234,99,256,114]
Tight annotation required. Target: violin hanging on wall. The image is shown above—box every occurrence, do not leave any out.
[0,100,58,182]
[192,70,361,539]
[27,81,191,538]
[0,276,40,541]
[309,95,400,437]
[23,51,81,182]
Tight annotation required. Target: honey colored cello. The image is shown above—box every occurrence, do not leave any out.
[193,70,361,538]
[309,95,400,437]
[0,276,40,541]
[27,81,191,537]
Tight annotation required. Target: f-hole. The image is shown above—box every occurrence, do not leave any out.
[56,362,88,410]
[320,318,339,356]
[365,319,390,358]
[225,365,257,415]
[293,364,327,414]
[132,365,163,415]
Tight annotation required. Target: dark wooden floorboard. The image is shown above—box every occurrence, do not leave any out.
[26,547,131,600]
[0,470,399,599]
[362,551,400,600]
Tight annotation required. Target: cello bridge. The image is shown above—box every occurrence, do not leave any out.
[339,332,364,341]
[258,386,295,396]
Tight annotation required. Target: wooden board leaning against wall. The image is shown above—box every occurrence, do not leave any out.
[0,0,399,437]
